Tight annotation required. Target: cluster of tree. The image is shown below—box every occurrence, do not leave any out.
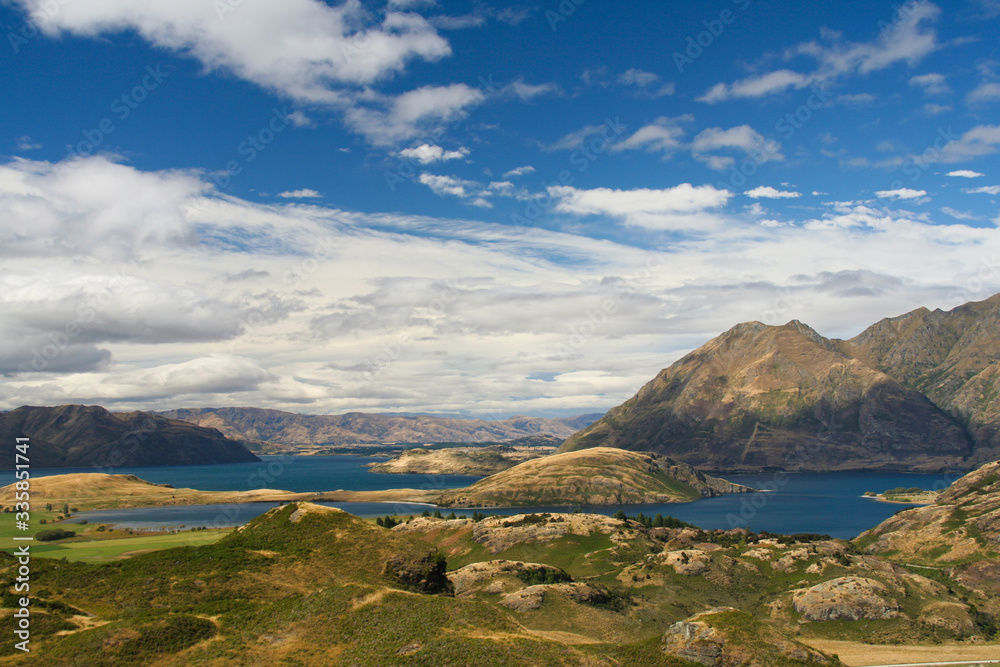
[419,509,460,520]
[376,515,414,528]
[611,510,695,529]
[516,566,573,586]
[35,529,76,542]
[884,487,925,495]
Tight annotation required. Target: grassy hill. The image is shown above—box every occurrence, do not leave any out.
[0,473,438,512]
[438,447,753,507]
[368,443,555,476]
[856,459,1000,616]
[4,499,999,664]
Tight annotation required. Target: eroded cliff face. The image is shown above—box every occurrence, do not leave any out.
[561,319,971,472]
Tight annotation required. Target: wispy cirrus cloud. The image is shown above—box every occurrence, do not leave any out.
[699,1,941,103]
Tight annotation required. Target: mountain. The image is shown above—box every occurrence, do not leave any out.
[438,447,753,507]
[847,293,1000,465]
[159,406,601,448]
[0,405,259,468]
[560,320,970,472]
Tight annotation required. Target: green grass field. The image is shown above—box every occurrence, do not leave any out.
[0,510,229,562]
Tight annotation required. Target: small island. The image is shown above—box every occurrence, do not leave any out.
[862,486,940,505]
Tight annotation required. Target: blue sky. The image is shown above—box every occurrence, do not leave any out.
[1,0,999,417]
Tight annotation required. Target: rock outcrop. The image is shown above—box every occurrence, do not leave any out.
[791,576,901,621]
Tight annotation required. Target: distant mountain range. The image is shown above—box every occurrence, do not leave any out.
[0,405,259,469]
[561,294,1000,473]
[158,407,603,450]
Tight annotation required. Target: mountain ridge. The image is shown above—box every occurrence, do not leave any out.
[158,406,602,449]
[0,404,260,468]
[559,295,1000,472]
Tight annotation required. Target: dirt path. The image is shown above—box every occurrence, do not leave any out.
[800,639,1000,666]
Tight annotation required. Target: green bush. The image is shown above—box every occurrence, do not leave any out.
[35,529,76,542]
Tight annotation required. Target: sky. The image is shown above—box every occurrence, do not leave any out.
[0,0,999,419]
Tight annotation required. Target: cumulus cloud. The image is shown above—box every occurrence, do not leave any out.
[967,82,1000,104]
[0,156,205,260]
[909,72,949,95]
[745,186,802,199]
[502,165,535,178]
[691,126,783,170]
[501,79,560,101]
[612,115,691,157]
[12,0,451,103]
[398,143,469,164]
[934,125,1000,163]
[875,188,928,199]
[548,183,733,230]
[344,83,484,145]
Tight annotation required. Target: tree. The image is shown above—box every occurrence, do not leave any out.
[613,510,627,521]
[62,503,69,516]
[653,513,664,528]
[376,517,384,527]
[433,509,443,519]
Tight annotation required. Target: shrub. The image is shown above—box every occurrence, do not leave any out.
[517,567,573,586]
[35,529,76,542]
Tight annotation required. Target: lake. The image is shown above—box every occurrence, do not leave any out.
[20,456,964,539]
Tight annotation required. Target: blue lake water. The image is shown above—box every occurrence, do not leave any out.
[22,457,964,539]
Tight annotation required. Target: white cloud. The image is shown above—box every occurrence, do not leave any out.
[502,166,535,178]
[398,143,469,164]
[13,0,451,104]
[699,70,812,103]
[909,72,949,95]
[14,136,40,151]
[967,82,1000,104]
[700,1,940,103]
[547,124,608,151]
[612,115,690,156]
[947,170,984,178]
[278,189,322,199]
[0,156,205,260]
[922,103,952,115]
[548,183,733,230]
[875,188,928,200]
[837,93,877,106]
[934,125,1000,163]
[618,68,659,87]
[745,186,802,199]
[940,207,979,220]
[6,156,1000,416]
[691,125,783,169]
[617,68,674,97]
[344,83,484,145]
[964,185,1000,195]
[502,79,560,101]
